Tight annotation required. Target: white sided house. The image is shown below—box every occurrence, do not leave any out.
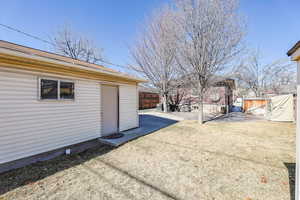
[287,41,300,200]
[0,40,145,168]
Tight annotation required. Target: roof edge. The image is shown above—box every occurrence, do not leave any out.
[287,41,300,56]
[0,40,146,83]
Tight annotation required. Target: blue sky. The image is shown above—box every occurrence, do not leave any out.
[0,0,299,71]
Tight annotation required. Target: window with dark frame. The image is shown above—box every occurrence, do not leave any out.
[60,81,75,99]
[40,79,58,99]
[40,78,75,100]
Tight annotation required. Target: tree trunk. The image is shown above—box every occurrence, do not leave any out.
[162,81,168,113]
[198,92,204,124]
[163,94,168,113]
[254,88,260,97]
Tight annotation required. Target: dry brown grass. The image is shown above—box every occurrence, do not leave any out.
[0,120,295,200]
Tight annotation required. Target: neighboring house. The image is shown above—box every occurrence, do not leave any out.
[287,40,300,200]
[181,78,236,113]
[203,78,235,107]
[138,86,159,110]
[0,40,145,170]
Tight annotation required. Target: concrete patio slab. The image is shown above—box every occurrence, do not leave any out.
[98,114,178,146]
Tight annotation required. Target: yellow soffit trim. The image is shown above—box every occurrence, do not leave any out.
[290,47,300,61]
[0,52,144,85]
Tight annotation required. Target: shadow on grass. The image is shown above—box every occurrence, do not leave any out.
[204,112,263,123]
[203,113,225,123]
[0,114,179,197]
[284,163,295,200]
[0,143,183,200]
[82,159,183,200]
[0,144,113,196]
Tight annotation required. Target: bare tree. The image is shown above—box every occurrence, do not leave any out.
[130,6,179,112]
[234,50,295,97]
[168,88,186,111]
[268,70,296,95]
[52,26,103,64]
[168,79,189,111]
[174,0,244,123]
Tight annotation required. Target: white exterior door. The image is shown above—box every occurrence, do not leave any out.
[119,85,139,131]
[101,85,118,136]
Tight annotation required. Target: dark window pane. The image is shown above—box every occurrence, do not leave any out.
[41,79,58,99]
[60,81,74,99]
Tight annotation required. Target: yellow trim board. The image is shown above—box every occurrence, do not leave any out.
[0,53,141,85]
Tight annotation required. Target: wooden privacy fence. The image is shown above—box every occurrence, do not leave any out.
[243,95,296,121]
[139,92,160,110]
[243,98,268,113]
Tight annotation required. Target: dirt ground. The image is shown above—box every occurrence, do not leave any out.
[0,119,295,200]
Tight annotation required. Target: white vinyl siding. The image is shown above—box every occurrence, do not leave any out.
[0,69,101,164]
[119,85,139,131]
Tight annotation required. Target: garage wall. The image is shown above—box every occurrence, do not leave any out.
[0,69,101,164]
[119,85,139,131]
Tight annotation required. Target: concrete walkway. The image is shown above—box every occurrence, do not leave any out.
[98,114,178,146]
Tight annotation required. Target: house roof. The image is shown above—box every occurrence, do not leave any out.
[176,74,236,90]
[138,85,159,93]
[287,41,300,56]
[0,40,146,83]
[210,76,236,90]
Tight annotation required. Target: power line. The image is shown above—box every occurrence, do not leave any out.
[0,23,133,70]
[0,23,55,46]
[98,59,132,70]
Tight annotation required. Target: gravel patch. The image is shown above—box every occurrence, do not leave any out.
[0,120,295,200]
